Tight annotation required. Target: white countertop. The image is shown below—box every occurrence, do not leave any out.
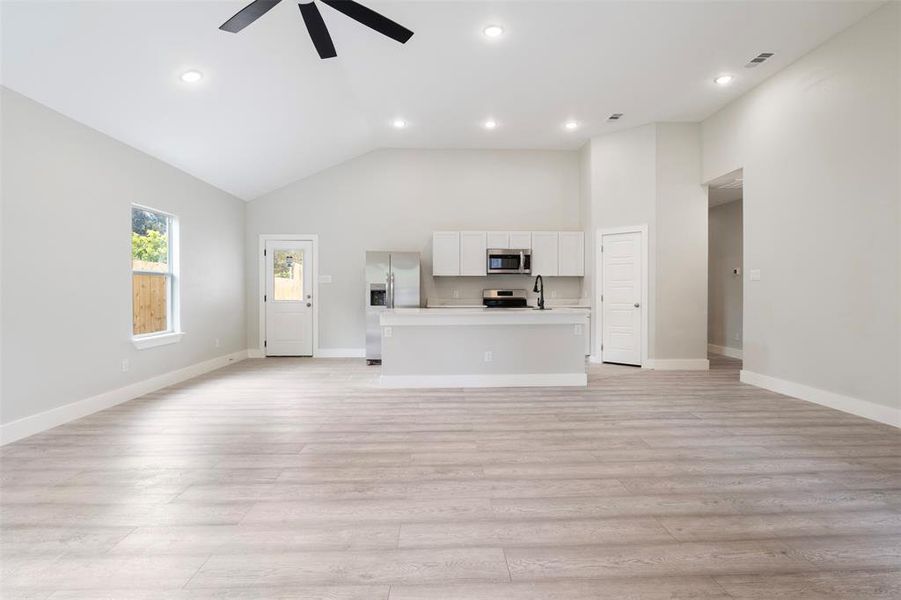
[380,306,589,326]
[426,299,591,309]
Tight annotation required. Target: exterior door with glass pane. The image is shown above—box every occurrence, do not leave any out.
[265,240,314,356]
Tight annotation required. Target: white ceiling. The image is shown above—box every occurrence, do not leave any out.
[708,168,743,207]
[1,1,881,200]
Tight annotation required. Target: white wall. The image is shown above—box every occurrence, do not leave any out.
[702,3,900,414]
[0,88,246,427]
[654,123,708,361]
[588,124,658,357]
[587,123,708,365]
[579,141,594,351]
[708,199,743,351]
[245,149,582,352]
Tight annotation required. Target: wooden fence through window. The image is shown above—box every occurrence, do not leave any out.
[133,266,168,335]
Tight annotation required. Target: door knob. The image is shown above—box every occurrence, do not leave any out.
[634,302,640,308]
[306,302,312,307]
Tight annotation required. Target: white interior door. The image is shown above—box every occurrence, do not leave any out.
[265,240,314,356]
[602,232,642,365]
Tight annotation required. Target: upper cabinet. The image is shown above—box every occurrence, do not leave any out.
[432,232,461,276]
[432,230,583,277]
[459,231,487,276]
[558,231,585,276]
[530,232,559,276]
[487,231,531,250]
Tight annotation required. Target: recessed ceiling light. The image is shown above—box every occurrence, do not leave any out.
[714,74,734,86]
[483,25,504,38]
[392,119,408,129]
[564,120,580,131]
[180,70,204,84]
[483,119,498,130]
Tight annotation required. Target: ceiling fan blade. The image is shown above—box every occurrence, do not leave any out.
[298,2,337,59]
[220,0,283,33]
[320,0,413,44]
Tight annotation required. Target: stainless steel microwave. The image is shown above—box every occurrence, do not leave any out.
[486,249,531,274]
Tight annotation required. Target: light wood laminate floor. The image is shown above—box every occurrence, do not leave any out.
[2,354,900,599]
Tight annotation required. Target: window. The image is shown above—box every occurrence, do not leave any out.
[132,206,180,346]
[273,248,304,301]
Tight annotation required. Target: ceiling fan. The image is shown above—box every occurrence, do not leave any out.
[219,0,414,60]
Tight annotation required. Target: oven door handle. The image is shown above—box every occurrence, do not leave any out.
[519,251,525,273]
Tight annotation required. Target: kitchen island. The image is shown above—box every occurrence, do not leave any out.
[379,308,589,388]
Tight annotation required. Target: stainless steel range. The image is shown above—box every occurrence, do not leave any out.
[482,289,529,308]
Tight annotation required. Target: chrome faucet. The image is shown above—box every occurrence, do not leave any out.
[533,274,545,310]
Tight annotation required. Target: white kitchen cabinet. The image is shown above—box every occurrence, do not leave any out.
[558,231,585,276]
[486,232,509,249]
[459,231,487,276]
[487,231,531,249]
[432,232,460,276]
[509,231,532,249]
[433,230,582,277]
[530,232,559,276]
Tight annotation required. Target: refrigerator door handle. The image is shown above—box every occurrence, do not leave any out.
[386,273,391,309]
[391,272,396,308]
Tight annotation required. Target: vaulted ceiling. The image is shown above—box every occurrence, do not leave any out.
[1,1,881,199]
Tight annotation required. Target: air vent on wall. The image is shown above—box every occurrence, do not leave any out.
[607,113,623,122]
[744,52,774,68]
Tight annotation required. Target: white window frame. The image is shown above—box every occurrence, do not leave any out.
[131,204,183,349]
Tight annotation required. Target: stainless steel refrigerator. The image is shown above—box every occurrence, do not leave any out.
[365,251,420,364]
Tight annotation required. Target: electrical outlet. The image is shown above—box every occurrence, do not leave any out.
[121,359,129,373]
[483,350,493,362]
[383,327,392,338]
[749,269,761,281]
[551,290,558,298]
[215,338,221,348]
[453,289,460,298]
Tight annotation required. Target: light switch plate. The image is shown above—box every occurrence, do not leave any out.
[383,327,392,338]
[749,269,761,281]
[319,275,333,284]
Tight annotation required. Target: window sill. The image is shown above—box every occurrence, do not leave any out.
[132,331,185,350]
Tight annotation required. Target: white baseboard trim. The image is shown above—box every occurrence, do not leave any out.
[708,343,743,359]
[248,348,364,359]
[644,359,710,371]
[740,369,901,429]
[380,373,587,389]
[316,348,366,358]
[0,350,249,446]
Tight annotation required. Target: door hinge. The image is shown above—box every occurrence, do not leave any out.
[264,249,267,256]
[600,245,603,252]
[601,343,604,350]
[600,294,604,302]
[264,340,267,348]
[264,294,267,302]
